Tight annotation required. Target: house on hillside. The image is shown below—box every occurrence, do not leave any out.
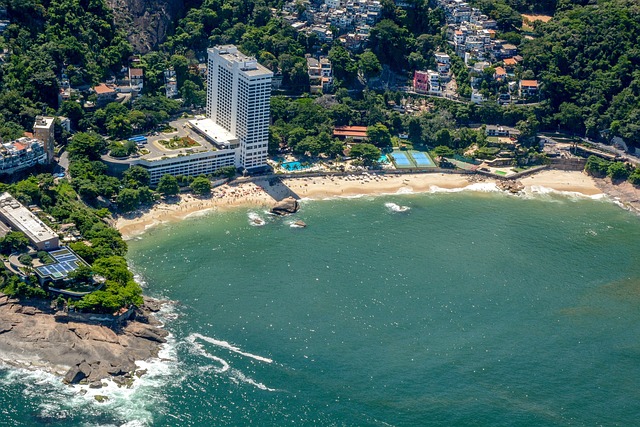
[519,79,539,97]
[333,126,368,141]
[129,68,144,90]
[92,83,117,106]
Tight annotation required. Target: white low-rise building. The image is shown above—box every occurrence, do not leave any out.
[0,192,59,250]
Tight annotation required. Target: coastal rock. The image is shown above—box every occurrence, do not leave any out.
[17,306,40,316]
[497,180,524,194]
[0,322,13,334]
[142,298,164,312]
[271,197,300,215]
[0,292,168,384]
[126,323,168,343]
[64,364,89,384]
[68,324,120,344]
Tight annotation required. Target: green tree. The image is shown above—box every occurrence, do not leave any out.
[607,162,631,181]
[190,176,211,196]
[368,19,411,70]
[123,166,151,188]
[435,129,453,148]
[328,46,357,84]
[0,231,30,254]
[358,50,382,82]
[366,123,392,148]
[214,166,237,179]
[584,155,610,178]
[156,174,180,197]
[433,145,455,157]
[116,188,140,212]
[350,143,381,166]
[628,168,640,186]
[68,132,107,160]
[68,265,93,284]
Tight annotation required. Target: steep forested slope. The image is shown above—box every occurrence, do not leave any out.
[520,0,640,144]
[0,0,131,136]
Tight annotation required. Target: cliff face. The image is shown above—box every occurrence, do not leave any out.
[107,0,185,53]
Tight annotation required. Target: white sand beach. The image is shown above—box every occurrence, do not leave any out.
[114,169,614,239]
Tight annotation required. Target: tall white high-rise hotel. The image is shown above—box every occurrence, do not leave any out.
[207,45,273,170]
[123,45,272,184]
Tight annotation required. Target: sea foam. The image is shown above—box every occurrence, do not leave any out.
[248,211,266,226]
[186,333,277,391]
[385,202,410,212]
[188,333,273,363]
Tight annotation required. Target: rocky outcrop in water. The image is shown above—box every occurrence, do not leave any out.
[0,294,169,386]
[497,180,524,194]
[271,197,300,215]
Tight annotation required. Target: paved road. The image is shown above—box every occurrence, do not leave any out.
[56,151,70,176]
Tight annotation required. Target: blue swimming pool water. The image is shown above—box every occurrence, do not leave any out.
[281,161,308,171]
[378,155,388,163]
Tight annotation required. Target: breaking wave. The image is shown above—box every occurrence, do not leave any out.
[385,202,410,212]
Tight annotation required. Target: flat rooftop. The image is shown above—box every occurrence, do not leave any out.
[0,192,58,244]
[209,45,273,78]
[189,118,238,148]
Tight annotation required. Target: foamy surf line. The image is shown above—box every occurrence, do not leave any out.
[189,333,273,364]
[525,185,605,200]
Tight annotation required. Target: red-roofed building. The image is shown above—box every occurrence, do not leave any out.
[333,125,368,141]
[519,80,539,96]
[93,83,117,106]
[503,58,517,68]
[129,68,144,90]
[493,66,507,80]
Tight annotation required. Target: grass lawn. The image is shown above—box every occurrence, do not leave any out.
[159,137,201,149]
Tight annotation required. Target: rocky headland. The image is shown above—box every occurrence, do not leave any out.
[0,294,169,388]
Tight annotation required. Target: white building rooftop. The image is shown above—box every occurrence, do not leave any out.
[0,192,58,247]
[189,118,239,149]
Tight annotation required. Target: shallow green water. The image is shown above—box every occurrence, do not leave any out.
[2,191,640,426]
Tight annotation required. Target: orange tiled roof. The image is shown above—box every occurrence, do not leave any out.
[93,83,115,94]
[520,80,538,87]
[333,125,368,138]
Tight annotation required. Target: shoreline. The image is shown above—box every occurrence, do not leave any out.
[115,169,637,239]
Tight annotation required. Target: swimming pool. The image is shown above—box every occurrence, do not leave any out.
[282,161,309,171]
[378,154,388,163]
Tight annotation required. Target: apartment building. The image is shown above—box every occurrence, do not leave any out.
[0,137,47,175]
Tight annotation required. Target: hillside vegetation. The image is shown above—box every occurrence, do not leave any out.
[521,0,640,144]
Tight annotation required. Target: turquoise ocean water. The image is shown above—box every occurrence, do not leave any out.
[1,189,640,426]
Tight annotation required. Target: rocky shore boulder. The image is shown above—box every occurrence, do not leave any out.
[497,180,524,194]
[271,197,300,215]
[0,294,170,385]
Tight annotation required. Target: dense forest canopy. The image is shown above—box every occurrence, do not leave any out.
[521,0,640,144]
[0,0,131,135]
